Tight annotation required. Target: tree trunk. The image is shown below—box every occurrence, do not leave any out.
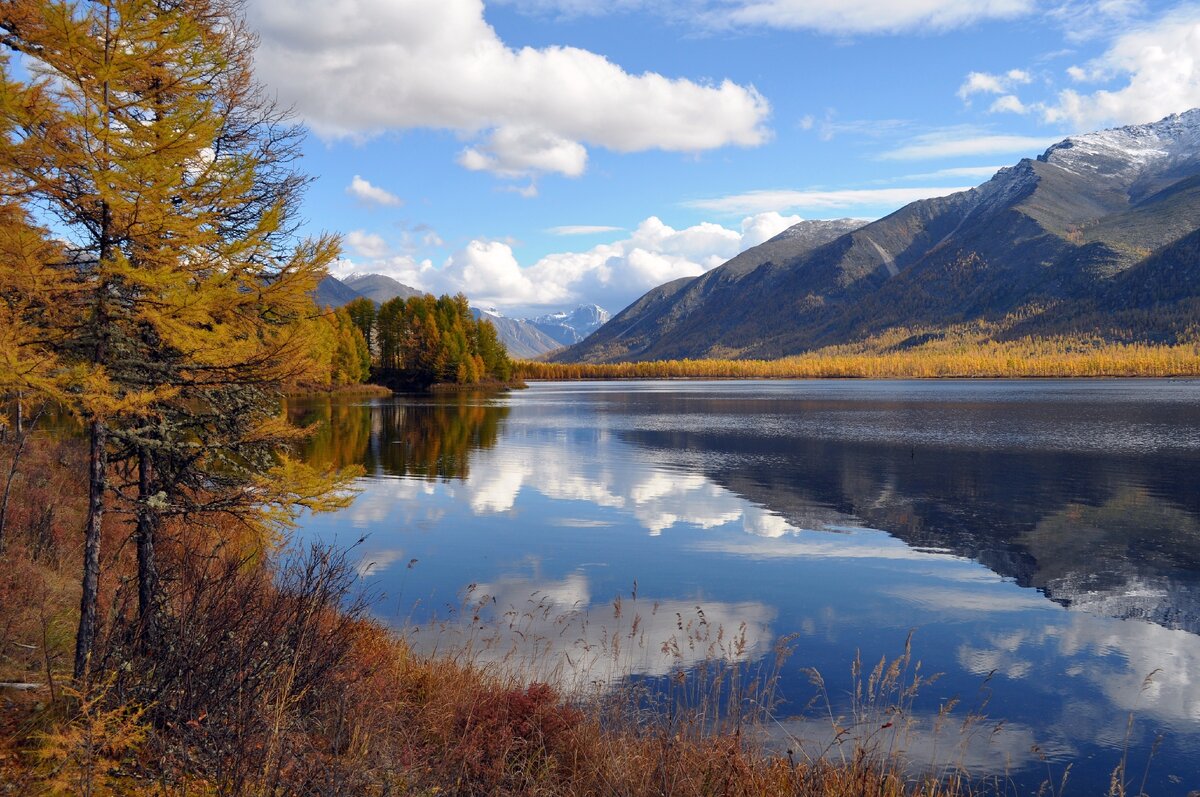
[135,447,159,650]
[75,10,113,679]
[73,420,107,682]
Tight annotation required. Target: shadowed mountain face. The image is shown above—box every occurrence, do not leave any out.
[559,218,866,362]
[556,110,1200,363]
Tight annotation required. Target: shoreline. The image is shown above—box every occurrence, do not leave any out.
[519,373,1200,381]
[286,382,396,398]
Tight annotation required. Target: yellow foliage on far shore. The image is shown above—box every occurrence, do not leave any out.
[517,334,1200,381]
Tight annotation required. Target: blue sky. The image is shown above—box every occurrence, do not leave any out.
[244,0,1200,317]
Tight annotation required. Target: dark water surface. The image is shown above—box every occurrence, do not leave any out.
[292,380,1200,794]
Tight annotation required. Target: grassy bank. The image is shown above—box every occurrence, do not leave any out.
[0,437,994,796]
[517,332,1200,381]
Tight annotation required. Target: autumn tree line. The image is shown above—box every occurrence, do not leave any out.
[518,329,1200,381]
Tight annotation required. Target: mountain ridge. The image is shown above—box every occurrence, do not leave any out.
[554,110,1200,364]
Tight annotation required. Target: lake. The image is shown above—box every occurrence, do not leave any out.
[291,380,1200,795]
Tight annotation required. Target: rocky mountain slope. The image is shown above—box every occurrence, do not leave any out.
[313,275,362,308]
[556,111,1200,363]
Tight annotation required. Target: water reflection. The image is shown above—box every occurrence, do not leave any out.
[406,568,776,688]
[297,381,1200,794]
[287,392,511,479]
[612,384,1200,635]
[772,715,1057,778]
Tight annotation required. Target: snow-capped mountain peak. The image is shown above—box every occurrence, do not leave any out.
[1039,108,1200,179]
[527,304,611,346]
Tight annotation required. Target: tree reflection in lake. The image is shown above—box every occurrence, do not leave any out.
[286,392,511,480]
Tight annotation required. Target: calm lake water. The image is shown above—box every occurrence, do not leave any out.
[292,380,1200,795]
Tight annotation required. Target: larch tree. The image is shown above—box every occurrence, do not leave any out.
[0,0,356,678]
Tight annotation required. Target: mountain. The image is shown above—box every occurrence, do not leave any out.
[471,308,563,360]
[342,273,423,304]
[313,275,362,308]
[554,218,866,361]
[555,111,1200,363]
[528,304,612,346]
[474,305,615,359]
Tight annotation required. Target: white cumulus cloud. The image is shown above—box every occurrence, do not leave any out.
[1041,7,1200,128]
[458,125,589,178]
[249,0,770,179]
[957,68,1034,101]
[444,240,557,307]
[346,230,391,258]
[739,210,804,247]
[333,212,815,315]
[345,175,404,207]
[989,94,1030,114]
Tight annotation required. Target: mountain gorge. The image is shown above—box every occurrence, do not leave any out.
[556,110,1200,364]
